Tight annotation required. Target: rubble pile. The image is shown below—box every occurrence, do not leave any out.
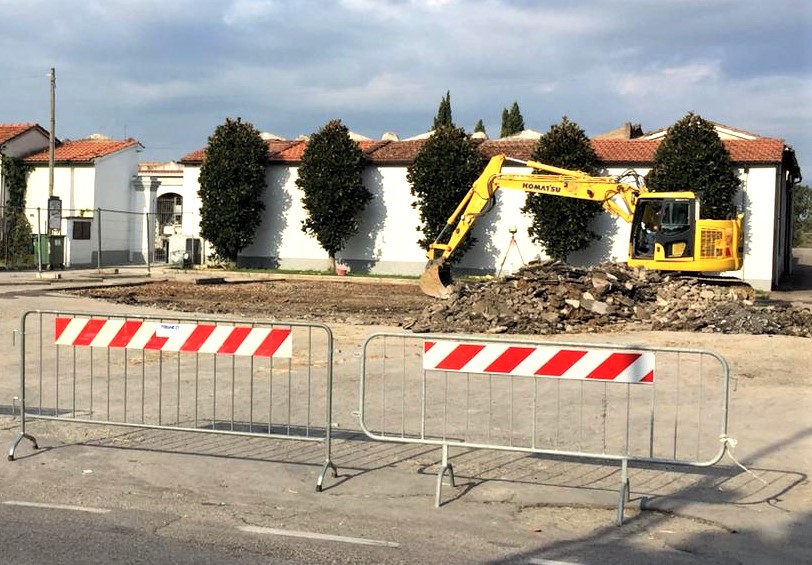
[406,261,812,337]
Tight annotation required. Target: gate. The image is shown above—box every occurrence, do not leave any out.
[359,332,732,524]
[9,310,337,491]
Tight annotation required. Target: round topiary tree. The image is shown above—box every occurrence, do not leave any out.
[296,119,371,272]
[198,117,268,263]
[646,113,740,219]
[521,117,603,261]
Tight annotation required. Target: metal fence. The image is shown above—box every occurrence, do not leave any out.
[9,310,337,491]
[0,206,205,271]
[359,332,731,523]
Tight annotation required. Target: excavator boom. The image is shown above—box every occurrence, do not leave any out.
[420,154,743,298]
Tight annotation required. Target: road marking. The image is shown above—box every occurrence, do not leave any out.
[3,501,110,514]
[238,525,399,548]
[527,559,585,565]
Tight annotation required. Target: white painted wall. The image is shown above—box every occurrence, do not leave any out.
[26,165,96,223]
[179,160,781,288]
[0,129,49,159]
[736,166,777,289]
[339,166,425,273]
[24,145,141,266]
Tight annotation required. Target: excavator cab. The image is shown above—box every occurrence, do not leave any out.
[630,196,695,261]
[628,193,743,272]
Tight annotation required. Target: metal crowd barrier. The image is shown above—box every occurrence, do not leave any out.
[9,310,337,491]
[359,332,731,524]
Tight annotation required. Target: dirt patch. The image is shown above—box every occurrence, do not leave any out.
[66,263,812,338]
[68,278,433,326]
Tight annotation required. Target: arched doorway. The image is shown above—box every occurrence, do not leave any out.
[155,193,183,262]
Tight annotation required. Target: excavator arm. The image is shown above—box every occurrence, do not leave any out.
[420,154,643,297]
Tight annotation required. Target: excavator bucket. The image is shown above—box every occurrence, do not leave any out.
[419,260,454,299]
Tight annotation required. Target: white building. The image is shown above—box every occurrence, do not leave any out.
[23,135,144,267]
[178,123,801,291]
[0,123,50,209]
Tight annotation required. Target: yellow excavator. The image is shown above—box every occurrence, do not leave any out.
[420,154,744,298]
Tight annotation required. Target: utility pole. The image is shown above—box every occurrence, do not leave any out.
[48,67,55,198]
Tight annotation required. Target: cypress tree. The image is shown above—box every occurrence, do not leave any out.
[500,108,511,138]
[500,101,525,137]
[508,101,525,134]
[432,91,453,130]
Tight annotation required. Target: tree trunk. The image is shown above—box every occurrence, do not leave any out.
[328,254,336,273]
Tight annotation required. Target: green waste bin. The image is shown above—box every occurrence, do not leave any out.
[33,235,50,266]
[48,235,65,270]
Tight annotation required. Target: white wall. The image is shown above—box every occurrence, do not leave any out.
[736,166,777,289]
[1,129,49,159]
[178,160,781,288]
[339,166,425,274]
[26,165,96,223]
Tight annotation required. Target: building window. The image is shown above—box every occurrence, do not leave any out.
[157,193,183,226]
[73,219,91,240]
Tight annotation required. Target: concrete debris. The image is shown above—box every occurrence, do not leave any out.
[408,261,812,337]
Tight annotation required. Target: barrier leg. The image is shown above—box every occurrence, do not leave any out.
[616,458,630,526]
[316,460,338,492]
[435,443,455,508]
[9,396,38,461]
[8,433,38,461]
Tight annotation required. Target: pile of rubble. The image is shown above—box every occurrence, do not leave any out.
[405,261,812,337]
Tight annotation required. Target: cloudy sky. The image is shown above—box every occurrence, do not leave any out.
[1,0,810,175]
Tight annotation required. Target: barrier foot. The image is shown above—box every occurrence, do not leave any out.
[616,458,630,526]
[8,432,38,462]
[435,444,455,508]
[316,460,338,492]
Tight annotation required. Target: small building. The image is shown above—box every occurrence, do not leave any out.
[23,135,144,267]
[0,123,50,210]
[136,161,187,263]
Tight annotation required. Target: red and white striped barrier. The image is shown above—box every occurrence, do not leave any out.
[423,339,654,383]
[55,317,292,358]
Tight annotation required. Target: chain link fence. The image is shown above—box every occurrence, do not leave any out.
[0,206,206,271]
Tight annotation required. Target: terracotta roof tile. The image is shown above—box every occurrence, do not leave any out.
[365,140,427,164]
[592,139,659,163]
[183,139,395,164]
[25,138,141,164]
[269,140,306,162]
[180,148,206,163]
[0,123,39,145]
[180,136,791,168]
[479,140,535,161]
[138,161,183,174]
[592,138,788,164]
[724,138,787,163]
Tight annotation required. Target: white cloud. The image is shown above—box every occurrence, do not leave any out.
[615,62,723,98]
[222,0,280,26]
[118,80,196,105]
